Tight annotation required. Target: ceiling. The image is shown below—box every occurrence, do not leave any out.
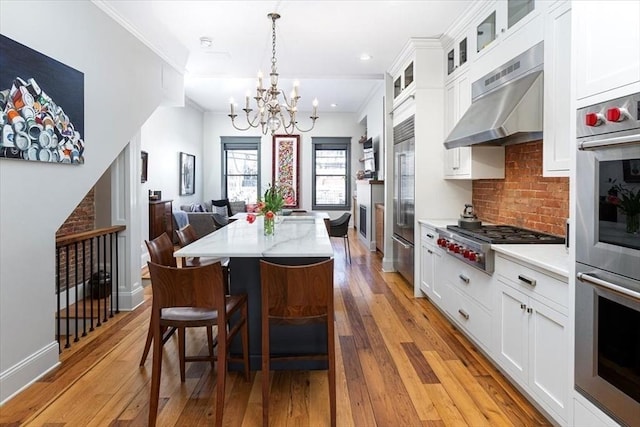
[97,0,476,114]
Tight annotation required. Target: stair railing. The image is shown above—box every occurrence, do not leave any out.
[55,225,125,351]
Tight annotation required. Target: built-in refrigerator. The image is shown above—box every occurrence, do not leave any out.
[392,116,415,285]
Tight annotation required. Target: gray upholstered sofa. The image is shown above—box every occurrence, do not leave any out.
[172,201,246,240]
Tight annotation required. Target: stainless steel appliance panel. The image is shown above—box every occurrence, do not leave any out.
[576,93,640,281]
[393,115,415,286]
[393,235,414,286]
[393,137,415,244]
[575,263,640,427]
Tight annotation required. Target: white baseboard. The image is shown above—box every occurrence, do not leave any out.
[381,257,394,272]
[0,341,59,404]
[117,282,145,311]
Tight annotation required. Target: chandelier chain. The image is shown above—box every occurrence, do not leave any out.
[271,16,277,72]
[228,12,318,135]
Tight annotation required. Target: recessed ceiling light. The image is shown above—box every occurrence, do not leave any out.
[200,36,213,48]
[360,53,372,61]
[330,103,338,108]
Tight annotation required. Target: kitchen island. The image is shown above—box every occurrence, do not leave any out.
[174,215,333,370]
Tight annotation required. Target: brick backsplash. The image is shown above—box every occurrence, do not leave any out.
[472,141,569,236]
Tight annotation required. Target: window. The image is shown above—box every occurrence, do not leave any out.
[221,137,260,203]
[312,138,351,210]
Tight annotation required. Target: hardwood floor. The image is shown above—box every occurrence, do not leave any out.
[0,229,551,426]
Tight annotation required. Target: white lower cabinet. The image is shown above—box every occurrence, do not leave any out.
[441,255,493,352]
[420,224,444,304]
[494,255,569,423]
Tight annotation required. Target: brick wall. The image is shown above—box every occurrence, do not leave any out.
[56,188,96,291]
[56,188,96,237]
[472,141,569,236]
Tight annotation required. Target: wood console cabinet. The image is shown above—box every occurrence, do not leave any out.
[149,200,173,241]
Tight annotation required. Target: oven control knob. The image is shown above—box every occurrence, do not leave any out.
[468,252,477,261]
[606,107,627,122]
[585,112,604,127]
[438,238,446,247]
[448,242,456,251]
[453,245,461,254]
[463,249,470,258]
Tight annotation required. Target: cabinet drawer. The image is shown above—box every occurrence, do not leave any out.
[445,284,492,350]
[421,225,438,247]
[444,256,493,310]
[496,255,568,310]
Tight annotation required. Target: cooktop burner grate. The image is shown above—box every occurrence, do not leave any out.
[446,225,565,244]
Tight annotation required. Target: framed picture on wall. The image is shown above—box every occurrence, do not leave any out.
[272,134,300,208]
[141,151,148,183]
[179,152,195,195]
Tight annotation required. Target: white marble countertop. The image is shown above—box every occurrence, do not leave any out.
[418,218,458,229]
[174,215,333,258]
[491,244,570,279]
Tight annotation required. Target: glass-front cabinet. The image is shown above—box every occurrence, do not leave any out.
[475,0,537,55]
[508,0,535,28]
[476,11,496,53]
[393,61,414,99]
[446,37,468,77]
[459,38,468,67]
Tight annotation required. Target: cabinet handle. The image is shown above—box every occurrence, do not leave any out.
[426,233,434,239]
[520,303,526,310]
[458,309,470,320]
[526,307,533,314]
[427,249,433,254]
[518,274,536,287]
[459,274,470,284]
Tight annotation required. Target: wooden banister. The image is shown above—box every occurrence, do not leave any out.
[56,225,126,248]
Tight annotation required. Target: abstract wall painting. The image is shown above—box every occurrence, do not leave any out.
[0,34,85,164]
[272,134,300,208]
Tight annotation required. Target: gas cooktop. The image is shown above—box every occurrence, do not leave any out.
[446,225,565,245]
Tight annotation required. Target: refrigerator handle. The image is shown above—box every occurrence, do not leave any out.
[392,235,411,249]
[396,153,405,226]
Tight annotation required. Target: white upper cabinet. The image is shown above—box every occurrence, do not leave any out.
[542,1,571,177]
[443,71,505,180]
[575,0,640,103]
[470,1,544,81]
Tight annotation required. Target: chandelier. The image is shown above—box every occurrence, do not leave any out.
[228,13,319,135]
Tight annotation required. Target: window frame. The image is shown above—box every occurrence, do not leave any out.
[221,137,261,203]
[311,137,351,211]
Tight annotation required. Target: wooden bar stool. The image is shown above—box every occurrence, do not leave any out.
[140,232,228,368]
[176,224,230,287]
[146,261,249,427]
[259,258,335,427]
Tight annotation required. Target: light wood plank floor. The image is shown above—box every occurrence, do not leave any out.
[0,228,551,426]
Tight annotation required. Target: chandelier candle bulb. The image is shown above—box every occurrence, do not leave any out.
[229,98,235,116]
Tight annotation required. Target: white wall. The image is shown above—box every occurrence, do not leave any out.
[140,102,205,242]
[0,0,182,403]
[357,82,386,179]
[203,112,365,220]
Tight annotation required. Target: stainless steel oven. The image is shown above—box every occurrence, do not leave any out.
[575,265,640,427]
[575,92,640,426]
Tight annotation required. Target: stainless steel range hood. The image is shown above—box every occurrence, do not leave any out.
[444,42,544,149]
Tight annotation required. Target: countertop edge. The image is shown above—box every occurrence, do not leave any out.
[491,244,570,279]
